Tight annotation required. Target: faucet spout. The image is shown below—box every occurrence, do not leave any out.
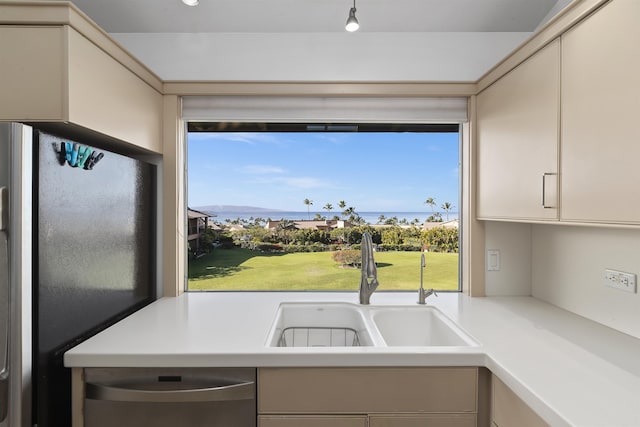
[418,252,437,304]
[359,232,379,305]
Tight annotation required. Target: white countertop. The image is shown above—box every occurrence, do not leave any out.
[65,292,640,427]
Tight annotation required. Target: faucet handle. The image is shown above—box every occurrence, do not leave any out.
[417,288,438,304]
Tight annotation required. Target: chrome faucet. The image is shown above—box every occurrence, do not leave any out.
[418,252,437,304]
[359,232,379,304]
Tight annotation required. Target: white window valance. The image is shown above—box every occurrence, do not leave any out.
[181,96,468,123]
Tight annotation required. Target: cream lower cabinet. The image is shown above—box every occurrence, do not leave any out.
[369,414,476,427]
[258,367,485,427]
[476,40,560,221]
[259,414,477,427]
[560,0,640,224]
[491,376,547,427]
[259,415,367,427]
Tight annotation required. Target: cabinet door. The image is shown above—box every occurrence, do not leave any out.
[259,415,367,427]
[67,28,163,153]
[0,26,66,120]
[561,0,640,224]
[476,40,560,221]
[369,414,476,427]
[491,376,547,427]
[258,367,477,414]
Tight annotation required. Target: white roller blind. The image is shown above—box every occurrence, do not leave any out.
[182,96,468,123]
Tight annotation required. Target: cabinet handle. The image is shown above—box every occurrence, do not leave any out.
[85,380,255,403]
[542,173,557,208]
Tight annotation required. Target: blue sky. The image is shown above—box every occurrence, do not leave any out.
[188,132,459,212]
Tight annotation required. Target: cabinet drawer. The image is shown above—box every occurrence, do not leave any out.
[369,414,477,427]
[259,415,367,427]
[258,367,477,414]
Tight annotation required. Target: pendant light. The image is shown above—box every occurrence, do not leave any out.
[182,0,199,6]
[345,0,359,32]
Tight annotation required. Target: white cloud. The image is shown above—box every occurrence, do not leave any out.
[315,134,348,144]
[249,175,325,189]
[241,165,286,174]
[281,177,324,189]
[193,133,282,145]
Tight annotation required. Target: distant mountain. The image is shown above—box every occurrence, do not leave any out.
[193,205,284,214]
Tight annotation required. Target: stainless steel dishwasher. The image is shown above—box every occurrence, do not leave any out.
[84,367,256,427]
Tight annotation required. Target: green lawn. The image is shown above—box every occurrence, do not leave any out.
[188,248,458,291]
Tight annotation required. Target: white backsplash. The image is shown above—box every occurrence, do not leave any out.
[484,221,640,338]
[484,221,533,296]
[531,224,640,340]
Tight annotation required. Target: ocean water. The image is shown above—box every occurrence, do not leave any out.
[208,211,459,224]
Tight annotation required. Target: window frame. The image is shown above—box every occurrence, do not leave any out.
[183,121,464,293]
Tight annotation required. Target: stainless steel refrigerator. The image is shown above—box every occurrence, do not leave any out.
[0,123,157,427]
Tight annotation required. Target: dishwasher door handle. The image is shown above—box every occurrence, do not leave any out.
[85,380,255,403]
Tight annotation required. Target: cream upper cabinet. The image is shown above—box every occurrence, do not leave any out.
[0,24,162,153]
[476,39,560,221]
[0,26,67,120]
[560,0,640,224]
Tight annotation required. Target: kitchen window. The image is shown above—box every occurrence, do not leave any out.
[185,122,461,293]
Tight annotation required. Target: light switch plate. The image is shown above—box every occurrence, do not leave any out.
[604,269,637,293]
[487,250,500,271]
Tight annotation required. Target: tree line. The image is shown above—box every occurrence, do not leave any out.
[194,197,458,258]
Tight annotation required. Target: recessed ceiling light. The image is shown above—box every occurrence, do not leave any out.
[182,0,199,6]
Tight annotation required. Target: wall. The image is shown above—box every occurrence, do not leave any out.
[531,225,640,339]
[483,222,532,296]
[484,221,640,339]
[112,32,530,81]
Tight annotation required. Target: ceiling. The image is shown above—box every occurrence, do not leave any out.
[61,0,561,33]
[47,0,573,81]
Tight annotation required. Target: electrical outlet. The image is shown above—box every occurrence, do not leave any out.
[604,269,637,293]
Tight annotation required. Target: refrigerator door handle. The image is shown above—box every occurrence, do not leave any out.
[0,186,9,422]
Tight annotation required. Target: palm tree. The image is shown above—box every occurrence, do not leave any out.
[424,197,436,216]
[276,219,297,244]
[303,198,313,220]
[323,203,333,217]
[377,214,386,224]
[441,202,454,221]
[338,200,347,219]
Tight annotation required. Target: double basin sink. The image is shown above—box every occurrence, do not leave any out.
[265,302,478,348]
